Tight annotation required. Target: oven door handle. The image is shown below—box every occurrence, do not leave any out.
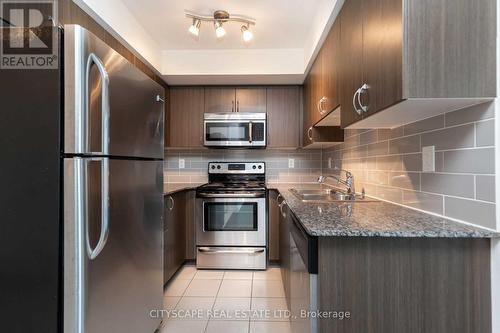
[197,193,264,198]
[249,121,253,143]
[198,247,265,254]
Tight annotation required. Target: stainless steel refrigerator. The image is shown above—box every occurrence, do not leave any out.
[0,25,164,333]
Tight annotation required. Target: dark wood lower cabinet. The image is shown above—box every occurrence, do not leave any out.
[185,190,197,260]
[277,198,492,333]
[316,237,491,333]
[279,202,291,310]
[164,191,187,285]
[268,190,280,261]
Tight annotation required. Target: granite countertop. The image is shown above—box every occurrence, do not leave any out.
[273,184,499,238]
[163,183,205,196]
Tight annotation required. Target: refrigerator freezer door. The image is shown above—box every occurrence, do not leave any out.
[64,25,164,159]
[64,157,163,333]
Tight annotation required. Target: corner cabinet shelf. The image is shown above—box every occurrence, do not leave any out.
[339,0,496,129]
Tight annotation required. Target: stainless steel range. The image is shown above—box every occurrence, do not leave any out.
[196,162,267,270]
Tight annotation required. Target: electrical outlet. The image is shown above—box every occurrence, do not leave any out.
[328,158,332,169]
[288,158,295,168]
[422,146,435,172]
[179,158,185,169]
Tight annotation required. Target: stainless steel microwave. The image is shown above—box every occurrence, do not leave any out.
[203,113,266,148]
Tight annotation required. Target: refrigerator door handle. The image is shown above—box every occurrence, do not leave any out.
[85,53,110,155]
[85,157,110,260]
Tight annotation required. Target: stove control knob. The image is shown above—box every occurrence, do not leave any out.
[217,165,221,169]
[211,165,216,169]
[258,165,262,169]
[252,165,257,169]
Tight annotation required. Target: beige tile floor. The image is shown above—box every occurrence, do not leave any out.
[161,264,291,333]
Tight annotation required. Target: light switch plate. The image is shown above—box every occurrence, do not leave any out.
[288,158,295,168]
[179,158,185,169]
[328,158,332,169]
[422,146,435,172]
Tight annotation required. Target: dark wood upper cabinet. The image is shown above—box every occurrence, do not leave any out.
[338,0,495,128]
[361,0,403,118]
[236,87,267,113]
[321,18,341,115]
[339,0,364,128]
[267,86,301,148]
[204,87,266,113]
[309,56,323,126]
[301,16,344,148]
[204,87,236,113]
[167,86,301,149]
[167,87,204,148]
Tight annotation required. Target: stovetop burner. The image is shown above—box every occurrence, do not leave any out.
[197,162,267,196]
[198,181,266,191]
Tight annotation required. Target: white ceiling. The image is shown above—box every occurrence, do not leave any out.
[121,0,320,50]
[77,0,344,85]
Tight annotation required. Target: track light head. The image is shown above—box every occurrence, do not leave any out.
[214,21,226,39]
[188,18,201,38]
[241,24,253,43]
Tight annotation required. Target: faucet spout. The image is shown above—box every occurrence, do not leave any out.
[317,170,355,194]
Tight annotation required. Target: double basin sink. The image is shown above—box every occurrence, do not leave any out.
[290,187,378,203]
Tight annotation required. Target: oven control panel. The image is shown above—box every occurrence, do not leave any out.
[208,162,265,174]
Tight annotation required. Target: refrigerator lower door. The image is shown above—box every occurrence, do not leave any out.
[64,157,163,333]
[64,25,164,159]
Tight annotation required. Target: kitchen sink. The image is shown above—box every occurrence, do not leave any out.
[290,188,378,203]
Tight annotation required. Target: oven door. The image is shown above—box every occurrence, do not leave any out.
[204,120,266,147]
[196,197,266,246]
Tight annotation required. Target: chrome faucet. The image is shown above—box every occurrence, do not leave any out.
[317,170,355,194]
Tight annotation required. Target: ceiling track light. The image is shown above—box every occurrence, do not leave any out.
[185,9,256,43]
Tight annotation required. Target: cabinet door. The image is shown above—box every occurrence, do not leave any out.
[361,0,403,116]
[168,87,204,148]
[185,190,196,260]
[309,58,323,126]
[339,0,364,128]
[279,202,291,309]
[267,87,301,148]
[235,87,267,113]
[321,18,341,114]
[302,75,314,146]
[204,87,236,113]
[268,190,281,261]
[173,192,186,270]
[164,191,186,284]
[164,195,176,284]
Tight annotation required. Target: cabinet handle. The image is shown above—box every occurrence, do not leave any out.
[237,100,240,112]
[277,193,283,204]
[358,83,369,113]
[319,96,328,115]
[232,100,235,112]
[279,200,287,218]
[167,196,174,211]
[249,121,253,143]
[352,88,362,115]
[307,127,313,141]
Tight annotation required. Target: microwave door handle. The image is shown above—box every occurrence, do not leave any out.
[249,121,253,143]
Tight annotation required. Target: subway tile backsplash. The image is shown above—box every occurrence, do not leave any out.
[164,102,495,229]
[322,102,496,229]
[164,149,322,184]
